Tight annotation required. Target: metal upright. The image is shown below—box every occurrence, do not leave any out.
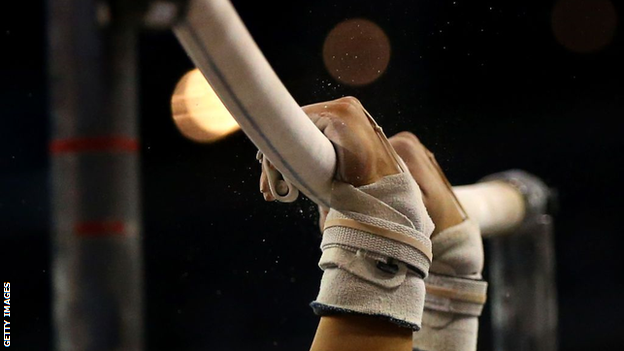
[48,1,144,350]
[482,171,558,351]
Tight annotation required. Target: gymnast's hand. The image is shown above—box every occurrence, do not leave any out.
[259,97,469,351]
[260,96,464,234]
[387,131,464,235]
[260,96,400,196]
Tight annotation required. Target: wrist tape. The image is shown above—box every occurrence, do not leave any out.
[311,172,435,330]
[424,220,487,317]
[413,220,488,351]
[413,312,479,351]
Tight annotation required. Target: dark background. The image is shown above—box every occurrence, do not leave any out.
[1,0,623,350]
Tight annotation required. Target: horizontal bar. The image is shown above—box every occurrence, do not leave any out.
[173,0,336,208]
[172,0,527,236]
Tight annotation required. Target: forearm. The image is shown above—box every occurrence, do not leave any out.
[311,315,413,351]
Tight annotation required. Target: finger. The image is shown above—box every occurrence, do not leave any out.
[303,96,363,117]
[302,97,363,134]
[389,132,440,203]
[390,132,464,234]
[259,170,275,201]
[302,109,335,135]
[389,132,424,162]
[259,158,277,201]
[266,157,276,171]
[390,132,438,174]
[301,97,397,186]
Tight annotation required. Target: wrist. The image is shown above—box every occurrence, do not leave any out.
[414,220,487,351]
[413,311,479,351]
[311,172,434,330]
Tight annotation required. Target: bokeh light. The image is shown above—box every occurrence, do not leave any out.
[171,69,240,143]
[323,18,391,86]
[552,0,617,53]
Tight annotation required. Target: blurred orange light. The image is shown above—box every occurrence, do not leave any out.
[171,69,240,143]
[323,18,391,87]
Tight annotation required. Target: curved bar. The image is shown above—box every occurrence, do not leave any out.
[454,182,526,237]
[173,0,336,208]
[172,0,528,236]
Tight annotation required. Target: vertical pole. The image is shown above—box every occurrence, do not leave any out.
[489,215,558,351]
[47,1,144,350]
[483,171,558,351]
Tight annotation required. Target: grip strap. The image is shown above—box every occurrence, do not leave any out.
[324,218,433,263]
[424,273,488,317]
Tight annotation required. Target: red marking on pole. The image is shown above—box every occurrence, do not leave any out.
[75,221,126,237]
[50,136,139,154]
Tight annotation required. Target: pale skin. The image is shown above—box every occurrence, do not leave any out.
[260,97,464,351]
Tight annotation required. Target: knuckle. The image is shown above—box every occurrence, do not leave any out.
[390,132,430,163]
[329,96,362,113]
[394,131,422,145]
[389,136,413,152]
[336,96,361,106]
[390,132,422,152]
[390,139,418,162]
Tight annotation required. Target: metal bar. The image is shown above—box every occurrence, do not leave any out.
[171,0,528,236]
[173,0,337,208]
[455,181,526,237]
[482,171,558,351]
[489,215,558,351]
[169,2,557,348]
[47,1,144,350]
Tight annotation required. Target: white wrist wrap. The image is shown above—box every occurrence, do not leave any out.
[311,173,435,330]
[413,312,479,351]
[414,220,487,351]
